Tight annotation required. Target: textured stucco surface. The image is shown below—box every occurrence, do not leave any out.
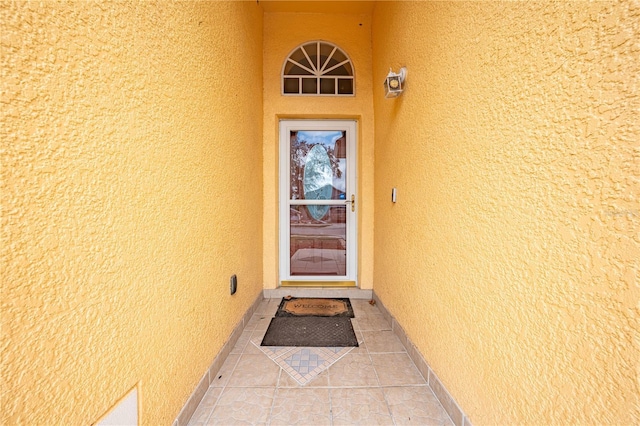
[372,1,639,424]
[1,2,263,424]
[262,11,375,289]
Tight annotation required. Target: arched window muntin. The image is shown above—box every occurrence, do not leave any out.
[282,41,355,96]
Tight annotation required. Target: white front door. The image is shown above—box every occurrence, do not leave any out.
[279,120,357,286]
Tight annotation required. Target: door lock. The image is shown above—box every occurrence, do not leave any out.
[345,194,355,212]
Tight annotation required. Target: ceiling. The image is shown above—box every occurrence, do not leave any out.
[259,1,376,14]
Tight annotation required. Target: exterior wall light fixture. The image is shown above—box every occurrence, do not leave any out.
[384,67,407,98]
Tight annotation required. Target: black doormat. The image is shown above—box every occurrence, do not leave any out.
[275,297,355,318]
[261,317,358,347]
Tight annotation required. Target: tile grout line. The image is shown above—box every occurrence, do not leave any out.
[265,369,282,426]
[328,375,334,426]
[359,315,398,426]
[208,383,432,390]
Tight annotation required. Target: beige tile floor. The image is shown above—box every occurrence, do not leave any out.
[187,298,453,426]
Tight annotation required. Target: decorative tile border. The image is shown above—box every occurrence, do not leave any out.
[372,292,473,426]
[252,338,356,386]
[174,292,264,426]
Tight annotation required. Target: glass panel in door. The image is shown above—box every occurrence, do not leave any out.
[290,205,347,276]
[290,130,347,201]
[286,127,353,279]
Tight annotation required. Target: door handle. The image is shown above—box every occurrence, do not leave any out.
[345,194,355,212]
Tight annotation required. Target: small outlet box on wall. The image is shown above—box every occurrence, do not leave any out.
[230,274,238,295]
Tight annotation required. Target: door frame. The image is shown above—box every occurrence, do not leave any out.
[278,119,358,286]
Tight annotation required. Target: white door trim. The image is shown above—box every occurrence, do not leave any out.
[278,119,358,285]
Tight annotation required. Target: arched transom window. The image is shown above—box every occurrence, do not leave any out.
[282,41,354,96]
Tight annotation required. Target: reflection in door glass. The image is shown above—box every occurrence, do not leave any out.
[290,205,347,276]
[290,131,347,201]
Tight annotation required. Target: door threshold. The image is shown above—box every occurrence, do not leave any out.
[264,287,372,300]
[281,280,356,288]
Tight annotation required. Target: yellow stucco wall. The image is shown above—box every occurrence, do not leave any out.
[1,2,263,424]
[262,11,375,289]
[373,1,639,424]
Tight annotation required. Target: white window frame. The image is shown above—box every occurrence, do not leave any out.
[281,41,355,96]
